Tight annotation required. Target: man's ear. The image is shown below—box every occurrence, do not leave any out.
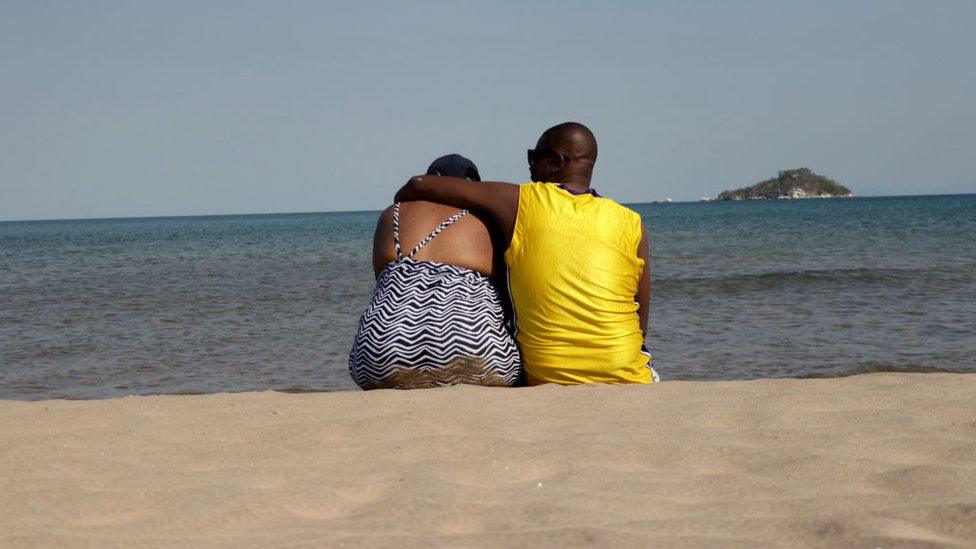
[552,152,567,176]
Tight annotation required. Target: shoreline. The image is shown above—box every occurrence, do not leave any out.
[2,373,975,546]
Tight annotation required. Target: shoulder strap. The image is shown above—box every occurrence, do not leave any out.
[392,202,404,259]
[405,209,470,258]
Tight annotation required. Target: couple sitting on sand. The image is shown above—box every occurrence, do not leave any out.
[349,122,658,389]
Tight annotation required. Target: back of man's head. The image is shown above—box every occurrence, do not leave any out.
[541,122,598,159]
[532,122,598,186]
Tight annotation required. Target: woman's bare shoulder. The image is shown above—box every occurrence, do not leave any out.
[398,200,464,217]
[400,201,489,229]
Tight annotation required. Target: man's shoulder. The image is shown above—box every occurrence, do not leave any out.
[594,194,642,220]
[590,197,644,244]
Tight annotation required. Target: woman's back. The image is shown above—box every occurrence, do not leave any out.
[349,201,521,390]
[372,200,497,277]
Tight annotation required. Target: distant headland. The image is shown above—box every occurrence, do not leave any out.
[716,168,853,201]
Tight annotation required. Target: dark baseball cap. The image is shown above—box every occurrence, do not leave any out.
[426,154,481,181]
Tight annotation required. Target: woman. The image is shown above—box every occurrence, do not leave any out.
[348,154,522,389]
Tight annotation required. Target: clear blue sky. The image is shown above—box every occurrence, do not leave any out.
[2,1,974,221]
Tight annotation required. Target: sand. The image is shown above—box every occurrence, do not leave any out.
[2,373,975,547]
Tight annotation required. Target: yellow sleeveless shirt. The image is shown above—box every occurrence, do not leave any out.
[505,182,653,385]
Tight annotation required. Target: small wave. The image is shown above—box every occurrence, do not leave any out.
[655,266,964,293]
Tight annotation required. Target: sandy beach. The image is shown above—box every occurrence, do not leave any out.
[2,373,975,547]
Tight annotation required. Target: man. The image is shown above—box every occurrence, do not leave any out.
[395,122,657,385]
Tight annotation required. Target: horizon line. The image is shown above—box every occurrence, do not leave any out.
[1,191,973,224]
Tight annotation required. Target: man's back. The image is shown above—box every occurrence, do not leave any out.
[506,183,651,384]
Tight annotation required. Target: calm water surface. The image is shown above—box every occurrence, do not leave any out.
[1,194,974,399]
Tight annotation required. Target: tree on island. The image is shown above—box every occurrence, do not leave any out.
[717,168,852,200]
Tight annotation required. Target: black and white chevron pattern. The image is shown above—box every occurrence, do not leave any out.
[349,258,522,389]
[349,203,522,389]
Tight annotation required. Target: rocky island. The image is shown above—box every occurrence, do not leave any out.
[717,168,852,200]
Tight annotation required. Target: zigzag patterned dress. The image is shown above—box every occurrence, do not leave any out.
[348,203,522,389]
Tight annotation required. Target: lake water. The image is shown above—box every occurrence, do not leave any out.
[2,194,974,399]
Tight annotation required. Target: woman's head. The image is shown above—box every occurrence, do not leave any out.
[426,154,481,181]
